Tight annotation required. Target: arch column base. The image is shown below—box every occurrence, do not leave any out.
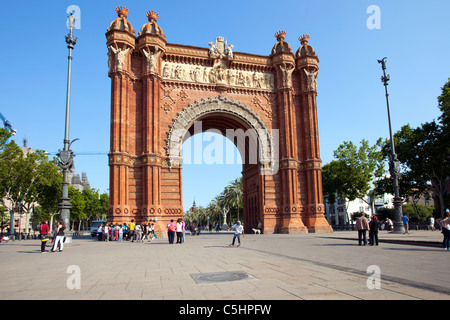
[279,213,308,234]
[303,208,333,233]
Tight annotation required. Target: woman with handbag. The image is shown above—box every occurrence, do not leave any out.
[52,220,66,252]
[39,220,50,253]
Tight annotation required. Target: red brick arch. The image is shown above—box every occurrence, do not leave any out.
[106,7,332,236]
[165,96,275,171]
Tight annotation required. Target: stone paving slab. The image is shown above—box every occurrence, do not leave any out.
[0,230,448,302]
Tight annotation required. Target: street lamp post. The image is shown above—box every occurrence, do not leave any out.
[377,57,404,233]
[57,13,78,243]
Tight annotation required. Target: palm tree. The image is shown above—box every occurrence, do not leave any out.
[223,177,243,223]
[207,197,221,226]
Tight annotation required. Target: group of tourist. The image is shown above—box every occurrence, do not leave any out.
[96,219,157,242]
[355,215,381,246]
[38,219,66,253]
[166,218,186,244]
[356,214,407,246]
[356,209,450,250]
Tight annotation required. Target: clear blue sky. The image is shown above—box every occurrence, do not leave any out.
[1,0,449,211]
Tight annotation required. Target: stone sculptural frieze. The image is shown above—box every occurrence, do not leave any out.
[161,61,274,90]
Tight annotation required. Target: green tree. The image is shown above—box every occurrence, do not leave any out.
[32,158,62,228]
[208,195,223,226]
[379,121,449,218]
[222,177,243,223]
[98,193,109,221]
[0,134,59,237]
[0,205,8,233]
[438,78,450,129]
[81,188,100,229]
[402,204,434,223]
[68,186,85,231]
[376,207,395,222]
[322,139,385,214]
[0,128,11,153]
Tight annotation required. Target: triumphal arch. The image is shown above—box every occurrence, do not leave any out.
[106,6,332,235]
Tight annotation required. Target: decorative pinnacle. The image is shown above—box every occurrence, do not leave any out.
[116,6,129,18]
[146,10,159,22]
[299,34,310,45]
[275,30,286,41]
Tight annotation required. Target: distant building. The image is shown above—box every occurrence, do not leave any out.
[324,192,394,226]
[67,165,91,191]
[189,200,198,212]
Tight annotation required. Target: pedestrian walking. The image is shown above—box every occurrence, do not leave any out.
[141,223,148,241]
[437,209,450,250]
[167,219,175,244]
[356,215,369,246]
[369,216,379,246]
[51,220,66,252]
[401,214,409,233]
[39,220,50,253]
[430,217,436,231]
[228,221,245,247]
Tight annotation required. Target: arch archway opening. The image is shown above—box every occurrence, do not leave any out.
[180,113,264,233]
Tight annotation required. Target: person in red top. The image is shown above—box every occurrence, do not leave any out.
[167,219,176,244]
[39,220,50,253]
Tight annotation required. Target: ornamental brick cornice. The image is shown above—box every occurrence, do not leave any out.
[106,29,136,49]
[108,70,139,82]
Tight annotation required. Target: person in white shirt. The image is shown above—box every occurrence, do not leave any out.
[97,225,103,241]
[135,224,142,242]
[228,221,245,247]
[176,219,184,244]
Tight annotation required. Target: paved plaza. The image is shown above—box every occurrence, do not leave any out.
[0,230,449,301]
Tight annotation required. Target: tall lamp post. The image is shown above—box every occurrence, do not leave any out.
[57,13,78,243]
[377,58,404,233]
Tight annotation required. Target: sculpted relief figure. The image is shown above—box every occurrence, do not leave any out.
[279,63,294,87]
[109,45,131,71]
[143,46,162,73]
[226,44,234,58]
[303,68,319,91]
[107,50,112,72]
[163,63,171,78]
[174,65,185,80]
[208,37,234,59]
[208,41,216,56]
[191,67,202,82]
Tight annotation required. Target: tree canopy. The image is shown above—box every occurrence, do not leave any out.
[322,139,385,210]
[0,128,109,232]
[377,78,450,217]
